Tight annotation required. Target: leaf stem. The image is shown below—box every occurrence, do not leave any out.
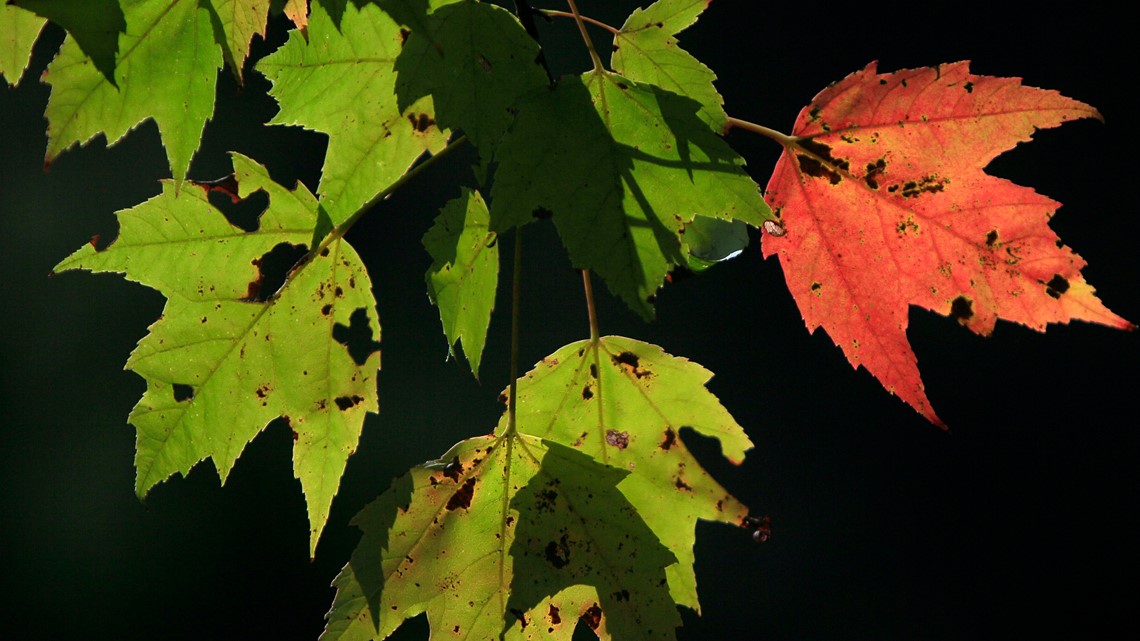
[725,116,797,147]
[506,228,523,437]
[581,269,599,343]
[540,9,619,35]
[565,0,604,73]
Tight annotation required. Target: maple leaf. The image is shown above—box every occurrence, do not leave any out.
[256,0,448,226]
[422,188,499,378]
[611,0,726,132]
[0,4,46,87]
[492,70,771,318]
[54,153,380,556]
[394,0,547,156]
[204,0,271,83]
[761,61,1133,425]
[324,434,681,641]
[35,0,221,183]
[502,336,754,612]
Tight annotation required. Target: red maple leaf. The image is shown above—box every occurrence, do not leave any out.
[761,61,1133,426]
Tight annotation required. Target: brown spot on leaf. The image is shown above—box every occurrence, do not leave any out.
[443,456,462,482]
[985,229,999,247]
[660,428,676,450]
[321,304,332,316]
[949,295,973,324]
[581,384,593,400]
[864,158,887,189]
[611,351,650,379]
[510,608,528,629]
[899,174,947,198]
[398,27,410,46]
[964,80,974,93]
[548,605,561,625]
[796,138,849,185]
[605,430,629,449]
[583,604,602,630]
[408,112,434,132]
[446,477,476,510]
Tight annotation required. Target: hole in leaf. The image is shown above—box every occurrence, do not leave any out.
[210,188,268,232]
[333,308,381,365]
[544,534,571,569]
[244,242,308,302]
[1046,274,1070,298]
[172,384,194,402]
[334,395,363,411]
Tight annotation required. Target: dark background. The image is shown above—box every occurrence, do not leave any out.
[2,2,1136,639]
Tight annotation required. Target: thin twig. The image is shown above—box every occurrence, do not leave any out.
[725,117,797,147]
[506,228,523,436]
[565,0,604,72]
[541,9,619,35]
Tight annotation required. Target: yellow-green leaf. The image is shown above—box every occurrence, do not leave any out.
[54,152,379,556]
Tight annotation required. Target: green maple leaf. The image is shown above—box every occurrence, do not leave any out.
[257,0,449,226]
[203,0,271,83]
[394,0,548,156]
[503,336,753,612]
[38,0,221,183]
[491,71,771,318]
[324,434,681,641]
[423,188,498,378]
[0,4,46,87]
[54,152,380,556]
[611,0,727,132]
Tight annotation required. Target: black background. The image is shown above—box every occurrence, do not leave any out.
[1,2,1136,639]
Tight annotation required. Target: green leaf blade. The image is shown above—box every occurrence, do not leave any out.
[423,188,498,378]
[55,153,380,556]
[611,0,727,132]
[324,434,680,641]
[256,0,448,225]
[40,0,221,183]
[491,72,769,318]
[505,336,754,611]
[394,0,547,157]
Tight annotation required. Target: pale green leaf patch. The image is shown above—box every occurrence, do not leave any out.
[323,433,680,641]
[423,188,498,378]
[612,0,727,132]
[40,0,221,183]
[503,335,754,612]
[491,71,771,318]
[0,4,46,87]
[54,152,379,557]
[257,0,448,226]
